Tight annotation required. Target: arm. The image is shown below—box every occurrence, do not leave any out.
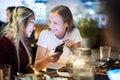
[34,46,50,70]
[72,41,81,49]
[63,28,82,51]
[34,45,61,70]
[63,38,81,51]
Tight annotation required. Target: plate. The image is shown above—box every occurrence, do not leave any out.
[96,61,105,67]
[57,69,71,77]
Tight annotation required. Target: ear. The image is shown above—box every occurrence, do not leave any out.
[64,22,68,28]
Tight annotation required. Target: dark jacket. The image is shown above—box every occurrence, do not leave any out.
[0,36,33,80]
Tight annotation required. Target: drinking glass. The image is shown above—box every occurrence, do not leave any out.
[100,46,111,61]
[0,64,11,80]
[0,69,3,80]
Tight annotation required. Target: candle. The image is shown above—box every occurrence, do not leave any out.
[73,59,86,69]
[73,58,94,80]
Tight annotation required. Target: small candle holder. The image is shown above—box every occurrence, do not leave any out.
[66,48,96,80]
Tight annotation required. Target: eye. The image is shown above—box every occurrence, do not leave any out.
[54,22,57,25]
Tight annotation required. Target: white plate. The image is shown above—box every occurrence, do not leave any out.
[97,61,105,67]
[44,74,68,80]
[57,69,71,77]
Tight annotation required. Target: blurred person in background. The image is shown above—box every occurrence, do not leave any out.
[6,6,16,22]
[0,6,16,37]
[0,21,5,27]
[0,6,35,80]
[34,5,82,71]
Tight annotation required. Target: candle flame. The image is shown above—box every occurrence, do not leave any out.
[73,59,86,68]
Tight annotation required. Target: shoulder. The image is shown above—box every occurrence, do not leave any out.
[0,36,14,48]
[69,28,80,34]
[72,28,79,32]
[40,30,50,35]
[0,36,11,44]
[39,30,53,39]
[37,30,51,44]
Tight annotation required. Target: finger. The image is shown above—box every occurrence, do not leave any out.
[64,38,70,46]
[49,55,57,62]
[52,52,60,56]
[47,50,51,56]
[65,40,74,47]
[63,38,69,42]
[67,40,72,46]
[47,56,53,62]
[52,57,60,62]
[51,53,61,62]
[69,40,74,47]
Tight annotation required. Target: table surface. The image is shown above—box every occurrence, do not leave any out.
[37,49,120,80]
[40,70,110,80]
[91,49,120,60]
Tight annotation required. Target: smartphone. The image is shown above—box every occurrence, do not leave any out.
[55,43,64,53]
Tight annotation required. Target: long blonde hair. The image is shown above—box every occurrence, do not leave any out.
[2,6,34,71]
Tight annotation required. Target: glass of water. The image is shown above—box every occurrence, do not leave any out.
[0,64,11,80]
[100,46,111,61]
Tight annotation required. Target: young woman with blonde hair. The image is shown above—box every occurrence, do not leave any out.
[0,6,35,80]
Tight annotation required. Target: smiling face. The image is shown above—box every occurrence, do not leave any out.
[48,12,68,39]
[24,15,35,38]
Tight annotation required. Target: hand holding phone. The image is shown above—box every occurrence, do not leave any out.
[55,43,64,53]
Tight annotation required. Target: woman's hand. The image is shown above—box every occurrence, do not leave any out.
[63,38,74,50]
[63,38,74,47]
[47,52,62,62]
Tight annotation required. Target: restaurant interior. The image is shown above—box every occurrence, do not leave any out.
[0,0,120,80]
[0,0,108,62]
